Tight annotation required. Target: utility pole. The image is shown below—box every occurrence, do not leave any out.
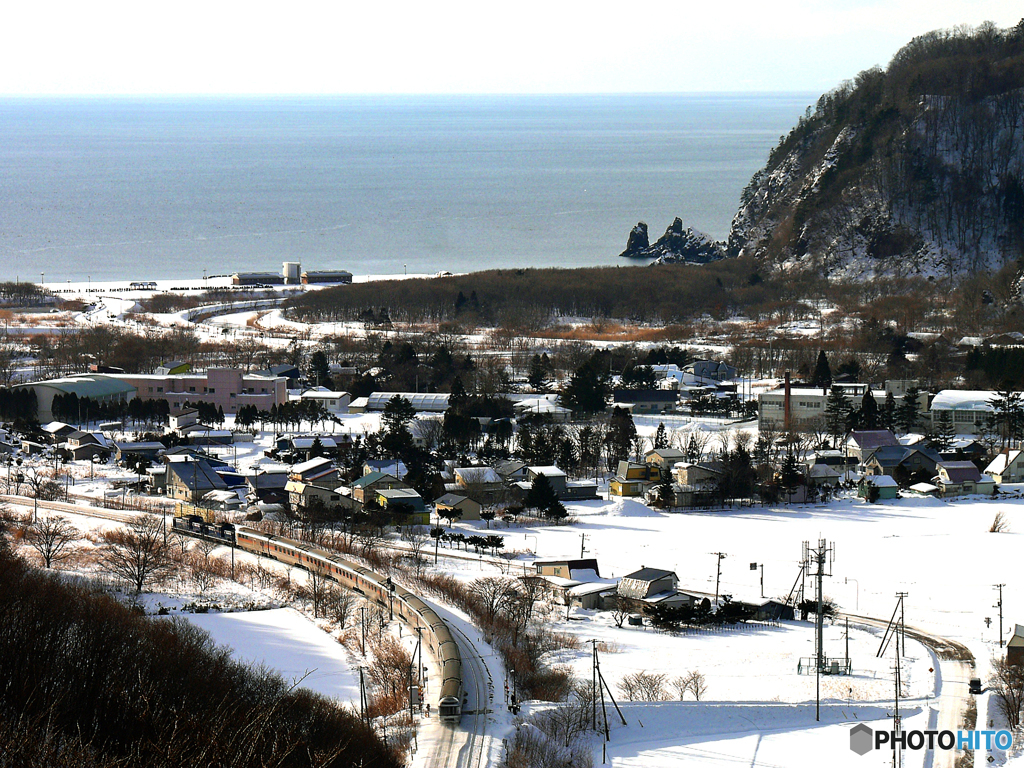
[803,538,834,722]
[580,532,588,559]
[995,583,1005,647]
[359,667,368,727]
[896,591,908,656]
[711,552,727,605]
[360,606,366,656]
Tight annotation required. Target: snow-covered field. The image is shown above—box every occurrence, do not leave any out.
[184,608,362,706]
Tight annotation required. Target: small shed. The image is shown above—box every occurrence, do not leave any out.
[858,474,899,501]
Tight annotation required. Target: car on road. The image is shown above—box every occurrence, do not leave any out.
[969,678,982,694]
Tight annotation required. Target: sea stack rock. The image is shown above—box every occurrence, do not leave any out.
[618,217,725,264]
[618,222,650,258]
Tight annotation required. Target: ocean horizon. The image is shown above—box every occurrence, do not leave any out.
[0,93,816,283]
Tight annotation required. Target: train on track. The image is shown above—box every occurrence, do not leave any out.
[171,515,464,721]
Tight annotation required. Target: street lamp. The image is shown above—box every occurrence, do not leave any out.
[845,577,859,611]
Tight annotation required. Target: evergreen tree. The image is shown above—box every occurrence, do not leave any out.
[653,422,668,450]
[560,355,610,414]
[896,386,922,434]
[448,375,469,413]
[934,410,956,450]
[619,363,657,390]
[605,406,637,466]
[778,452,803,502]
[307,349,331,387]
[525,473,559,514]
[812,351,833,390]
[860,388,879,430]
[989,390,1024,449]
[825,387,852,444]
[882,391,897,431]
[655,476,675,509]
[526,354,552,392]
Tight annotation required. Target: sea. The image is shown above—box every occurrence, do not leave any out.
[0,94,816,283]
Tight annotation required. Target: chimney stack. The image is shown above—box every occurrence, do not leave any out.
[784,371,792,433]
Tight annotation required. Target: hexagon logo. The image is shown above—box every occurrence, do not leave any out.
[850,724,873,756]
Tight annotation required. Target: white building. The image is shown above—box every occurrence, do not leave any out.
[296,389,351,415]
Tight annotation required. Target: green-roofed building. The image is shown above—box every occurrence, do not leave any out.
[16,375,138,422]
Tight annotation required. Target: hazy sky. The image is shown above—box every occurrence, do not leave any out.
[3,1,1021,95]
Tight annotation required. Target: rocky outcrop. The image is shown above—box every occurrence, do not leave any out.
[727,22,1024,280]
[619,218,725,265]
[618,222,650,257]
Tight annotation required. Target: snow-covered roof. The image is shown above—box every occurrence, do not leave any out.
[454,466,502,485]
[909,482,939,494]
[988,450,1022,475]
[292,456,335,475]
[930,390,1006,412]
[528,465,566,477]
[862,475,898,487]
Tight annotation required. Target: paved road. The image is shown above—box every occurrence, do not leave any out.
[842,612,975,768]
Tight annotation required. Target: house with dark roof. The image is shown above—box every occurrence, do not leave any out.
[935,461,996,497]
[494,460,529,483]
[289,457,340,485]
[862,445,942,480]
[114,441,166,463]
[618,567,679,600]
[612,389,678,415]
[682,360,737,382]
[846,430,900,464]
[62,430,112,461]
[165,459,230,502]
[246,469,290,505]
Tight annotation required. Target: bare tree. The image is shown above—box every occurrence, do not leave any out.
[304,566,329,619]
[989,657,1024,728]
[471,576,517,623]
[675,669,708,701]
[323,586,355,628]
[617,671,668,701]
[99,515,173,592]
[990,511,1010,533]
[25,515,79,569]
[187,551,217,595]
[611,595,639,628]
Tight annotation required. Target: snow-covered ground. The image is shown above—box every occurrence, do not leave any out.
[183,608,362,706]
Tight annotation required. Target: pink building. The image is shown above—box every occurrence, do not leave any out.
[114,368,286,414]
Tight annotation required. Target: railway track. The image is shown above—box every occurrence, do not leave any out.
[0,493,140,525]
